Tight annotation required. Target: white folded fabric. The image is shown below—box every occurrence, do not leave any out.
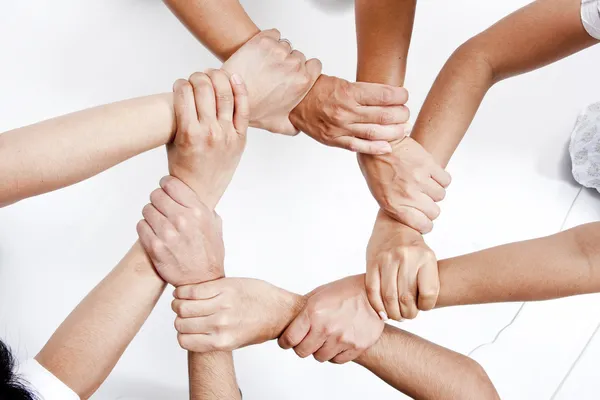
[582,0,600,39]
[18,359,79,400]
[570,102,600,192]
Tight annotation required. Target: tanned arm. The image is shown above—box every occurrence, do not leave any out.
[411,0,599,167]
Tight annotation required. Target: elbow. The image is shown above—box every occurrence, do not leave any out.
[450,38,500,87]
[463,359,500,400]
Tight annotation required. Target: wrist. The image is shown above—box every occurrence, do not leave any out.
[271,290,306,340]
[355,323,391,367]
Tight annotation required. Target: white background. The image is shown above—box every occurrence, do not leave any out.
[0,0,599,399]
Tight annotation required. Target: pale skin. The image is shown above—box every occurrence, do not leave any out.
[161,0,453,347]
[172,220,600,399]
[162,0,430,157]
[0,30,315,208]
[138,70,250,400]
[17,71,247,399]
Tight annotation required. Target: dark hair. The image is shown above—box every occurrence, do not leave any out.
[0,340,38,400]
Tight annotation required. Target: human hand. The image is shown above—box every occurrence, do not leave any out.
[137,176,225,286]
[357,136,452,233]
[222,29,322,135]
[289,75,409,155]
[365,210,439,322]
[168,69,249,209]
[278,274,384,364]
[172,278,305,352]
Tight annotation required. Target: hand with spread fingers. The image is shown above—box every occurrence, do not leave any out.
[365,209,440,322]
[290,75,410,155]
[278,274,384,364]
[358,136,452,234]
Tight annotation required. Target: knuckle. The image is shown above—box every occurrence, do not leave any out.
[216,92,234,104]
[313,354,326,363]
[173,214,188,231]
[149,238,165,255]
[323,325,337,337]
[365,285,379,297]
[295,349,310,359]
[149,188,162,203]
[177,333,190,350]
[383,293,398,304]
[346,141,359,153]
[299,72,312,88]
[339,80,354,100]
[174,317,184,332]
[163,227,178,242]
[191,206,205,220]
[189,72,210,87]
[400,293,416,307]
[364,127,378,140]
[403,308,419,320]
[161,176,177,195]
[279,334,293,349]
[400,106,410,121]
[378,111,394,125]
[171,299,182,314]
[380,87,394,103]
[331,356,347,365]
[258,36,275,49]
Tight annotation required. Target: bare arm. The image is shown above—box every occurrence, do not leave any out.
[355,0,416,86]
[0,93,175,207]
[0,31,320,208]
[411,0,599,167]
[163,0,259,61]
[357,0,599,323]
[172,222,600,397]
[173,278,498,399]
[188,352,239,400]
[35,242,166,399]
[436,221,600,307]
[355,325,499,400]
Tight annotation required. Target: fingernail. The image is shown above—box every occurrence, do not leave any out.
[231,73,243,85]
[379,311,389,321]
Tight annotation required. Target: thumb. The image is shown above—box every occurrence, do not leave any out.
[305,58,323,87]
[254,28,281,42]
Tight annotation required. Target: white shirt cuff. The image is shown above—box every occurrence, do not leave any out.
[18,359,80,400]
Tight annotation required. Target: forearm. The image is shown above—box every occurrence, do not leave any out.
[436,222,600,307]
[164,0,259,61]
[356,325,499,399]
[35,241,166,399]
[411,0,598,167]
[0,93,176,206]
[355,0,416,86]
[189,352,240,400]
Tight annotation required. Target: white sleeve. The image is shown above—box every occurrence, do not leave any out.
[582,0,600,39]
[18,359,80,400]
